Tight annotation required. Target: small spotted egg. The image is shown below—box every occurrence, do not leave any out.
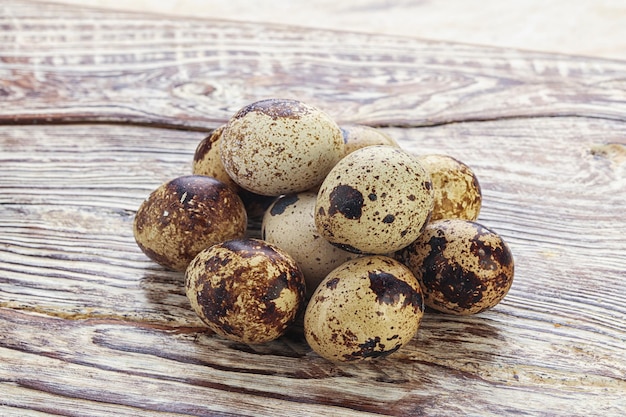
[185,238,306,344]
[192,125,239,191]
[191,126,276,223]
[262,192,358,298]
[315,145,434,254]
[304,255,424,362]
[340,124,400,155]
[220,98,345,196]
[416,154,482,221]
[133,175,247,271]
[396,219,514,315]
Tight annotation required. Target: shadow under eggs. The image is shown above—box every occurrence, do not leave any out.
[139,269,202,325]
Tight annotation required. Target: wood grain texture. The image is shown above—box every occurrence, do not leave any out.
[36,0,626,61]
[2,1,626,129]
[1,1,625,416]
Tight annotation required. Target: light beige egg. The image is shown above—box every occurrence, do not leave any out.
[315,145,434,254]
[185,238,306,344]
[220,98,345,196]
[340,124,399,155]
[396,219,514,315]
[262,192,358,298]
[133,175,247,271]
[416,154,482,221]
[304,255,424,362]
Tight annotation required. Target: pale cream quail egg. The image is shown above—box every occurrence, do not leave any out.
[396,219,514,315]
[315,145,434,254]
[220,98,345,196]
[262,191,358,298]
[304,255,424,362]
[340,124,399,156]
[185,238,306,344]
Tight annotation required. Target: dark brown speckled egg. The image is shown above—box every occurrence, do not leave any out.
[396,219,514,315]
[185,238,306,344]
[133,175,247,271]
[304,255,424,362]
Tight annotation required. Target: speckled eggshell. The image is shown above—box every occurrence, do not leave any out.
[185,238,306,344]
[315,145,434,254]
[192,125,239,191]
[396,219,514,315]
[340,124,400,156]
[416,154,482,221]
[133,175,247,271]
[262,192,359,298]
[304,255,424,362]
[220,98,345,196]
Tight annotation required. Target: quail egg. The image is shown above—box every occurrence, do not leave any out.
[220,98,345,196]
[262,192,358,298]
[396,219,514,315]
[192,125,239,190]
[315,145,434,254]
[340,124,399,155]
[304,255,424,362]
[185,238,306,344]
[133,175,247,271]
[416,154,482,221]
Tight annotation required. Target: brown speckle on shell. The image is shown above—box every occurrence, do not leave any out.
[232,98,312,120]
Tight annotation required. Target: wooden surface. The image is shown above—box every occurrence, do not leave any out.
[1,1,625,416]
[32,0,626,60]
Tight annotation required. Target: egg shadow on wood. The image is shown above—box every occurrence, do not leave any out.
[404,312,505,371]
[139,269,200,324]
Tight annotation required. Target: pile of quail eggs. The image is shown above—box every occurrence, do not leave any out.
[133,98,514,363]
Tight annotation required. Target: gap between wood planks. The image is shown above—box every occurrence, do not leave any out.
[2,112,626,132]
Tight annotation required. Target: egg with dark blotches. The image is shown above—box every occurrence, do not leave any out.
[416,154,482,221]
[133,175,247,271]
[315,145,434,254]
[340,124,399,156]
[185,238,306,344]
[304,255,424,362]
[262,192,358,298]
[220,98,345,196]
[396,219,514,315]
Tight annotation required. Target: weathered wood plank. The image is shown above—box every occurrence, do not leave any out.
[1,1,626,130]
[1,117,625,415]
[1,1,625,416]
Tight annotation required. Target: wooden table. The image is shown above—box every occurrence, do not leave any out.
[1,1,625,415]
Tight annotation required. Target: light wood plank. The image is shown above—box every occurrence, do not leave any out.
[1,1,626,130]
[1,1,625,415]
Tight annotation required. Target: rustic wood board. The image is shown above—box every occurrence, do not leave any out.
[1,1,625,416]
